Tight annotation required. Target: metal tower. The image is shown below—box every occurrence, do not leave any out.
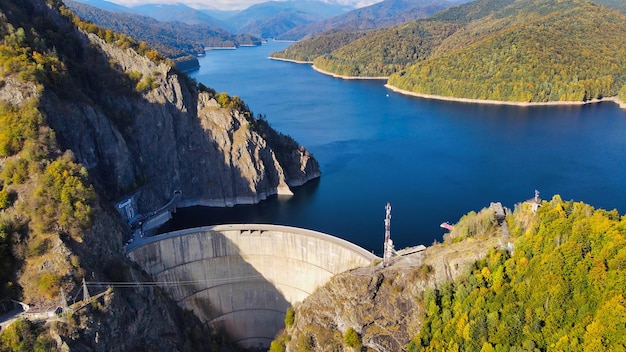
[383,202,394,267]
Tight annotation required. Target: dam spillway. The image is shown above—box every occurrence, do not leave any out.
[126,224,379,348]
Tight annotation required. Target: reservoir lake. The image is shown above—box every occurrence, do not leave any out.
[172,41,626,254]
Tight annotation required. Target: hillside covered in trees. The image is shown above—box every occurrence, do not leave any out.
[270,30,367,63]
[389,1,626,102]
[275,0,626,103]
[272,196,626,351]
[410,196,626,350]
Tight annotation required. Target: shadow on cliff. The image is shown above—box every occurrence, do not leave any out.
[31,13,297,350]
[128,229,291,350]
[39,19,317,215]
[156,178,320,233]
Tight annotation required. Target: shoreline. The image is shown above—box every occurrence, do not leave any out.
[268,56,313,64]
[267,56,626,108]
[385,84,626,108]
[312,65,389,80]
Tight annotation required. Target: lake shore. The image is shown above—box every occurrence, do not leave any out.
[269,57,313,64]
[312,65,389,80]
[310,69,626,109]
[268,54,626,108]
[385,84,626,108]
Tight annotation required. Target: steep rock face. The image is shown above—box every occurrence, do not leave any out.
[49,204,230,351]
[281,237,500,351]
[41,32,320,212]
[0,0,315,349]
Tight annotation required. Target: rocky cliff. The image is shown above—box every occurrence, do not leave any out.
[0,0,318,349]
[39,31,319,212]
[275,208,505,351]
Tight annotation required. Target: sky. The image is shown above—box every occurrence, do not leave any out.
[105,0,382,11]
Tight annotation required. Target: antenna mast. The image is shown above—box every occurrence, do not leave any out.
[383,202,394,267]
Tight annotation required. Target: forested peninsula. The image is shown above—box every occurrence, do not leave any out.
[273,0,626,105]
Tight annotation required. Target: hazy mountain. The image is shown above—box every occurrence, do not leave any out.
[72,0,354,39]
[277,0,463,40]
[130,3,227,27]
[227,0,352,37]
[68,0,134,13]
[66,0,261,70]
[199,8,240,22]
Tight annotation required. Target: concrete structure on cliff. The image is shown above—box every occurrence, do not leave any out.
[126,224,378,349]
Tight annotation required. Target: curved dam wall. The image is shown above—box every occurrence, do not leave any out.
[127,224,378,349]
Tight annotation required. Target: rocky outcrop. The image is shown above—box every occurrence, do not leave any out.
[41,32,320,212]
[280,236,500,351]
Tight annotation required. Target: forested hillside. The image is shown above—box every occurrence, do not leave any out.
[270,30,366,62]
[271,195,626,351]
[0,0,222,347]
[389,2,626,102]
[410,195,626,350]
[312,20,461,77]
[278,0,626,103]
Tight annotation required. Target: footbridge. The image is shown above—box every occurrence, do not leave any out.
[126,224,379,349]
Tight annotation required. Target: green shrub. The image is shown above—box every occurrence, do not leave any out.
[285,307,295,328]
[0,101,43,157]
[343,327,362,349]
[30,152,95,236]
[295,333,314,352]
[0,318,55,352]
[269,333,290,352]
[27,236,51,257]
[37,273,61,298]
[1,158,29,185]
[0,188,13,209]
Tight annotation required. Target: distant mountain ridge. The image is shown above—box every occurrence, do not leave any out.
[277,0,465,40]
[130,3,229,28]
[220,0,353,37]
[71,0,354,38]
[66,0,262,71]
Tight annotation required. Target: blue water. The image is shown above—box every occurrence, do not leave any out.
[175,41,626,254]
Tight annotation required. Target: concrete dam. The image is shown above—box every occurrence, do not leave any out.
[127,224,379,349]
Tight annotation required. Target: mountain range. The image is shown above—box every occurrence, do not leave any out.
[71,0,354,38]
[277,0,468,40]
[69,0,468,40]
